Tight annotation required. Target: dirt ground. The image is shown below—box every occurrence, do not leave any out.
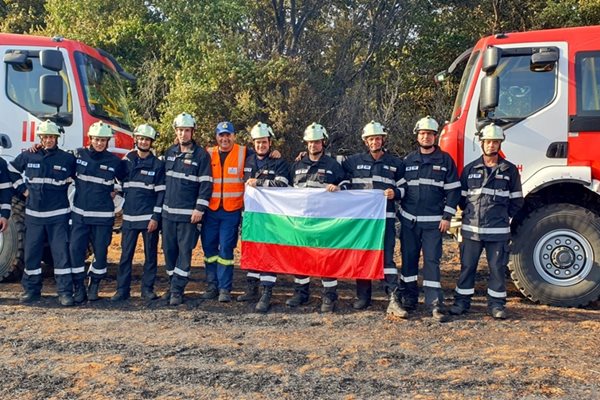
[0,235,599,400]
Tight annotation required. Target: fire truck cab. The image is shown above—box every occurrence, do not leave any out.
[437,25,600,307]
[0,33,134,280]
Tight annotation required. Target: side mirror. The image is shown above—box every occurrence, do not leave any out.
[40,49,64,72]
[480,76,499,111]
[482,47,501,74]
[40,75,63,108]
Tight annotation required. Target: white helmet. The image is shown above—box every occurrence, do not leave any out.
[36,120,61,137]
[479,123,505,141]
[250,122,275,139]
[134,124,157,140]
[362,121,387,139]
[413,116,439,134]
[173,112,196,129]
[88,121,114,138]
[303,123,328,141]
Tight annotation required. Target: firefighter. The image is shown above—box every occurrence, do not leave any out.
[341,121,407,317]
[398,116,460,322]
[238,122,290,313]
[200,121,247,303]
[450,123,524,319]
[287,123,348,312]
[162,112,212,306]
[0,158,10,233]
[8,120,75,306]
[70,121,125,303]
[111,124,165,302]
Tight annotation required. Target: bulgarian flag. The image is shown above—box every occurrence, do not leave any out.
[241,186,386,280]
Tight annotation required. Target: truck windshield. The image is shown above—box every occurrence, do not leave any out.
[74,51,132,130]
[451,50,480,122]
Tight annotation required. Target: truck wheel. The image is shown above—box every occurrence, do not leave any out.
[0,198,25,281]
[510,203,600,307]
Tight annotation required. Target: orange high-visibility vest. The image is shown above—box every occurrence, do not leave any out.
[208,144,247,211]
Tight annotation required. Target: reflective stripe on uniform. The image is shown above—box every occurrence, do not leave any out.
[123,214,153,222]
[443,206,456,215]
[163,204,193,215]
[455,287,475,295]
[510,191,523,198]
[444,181,461,190]
[89,266,107,274]
[295,277,310,285]
[372,175,394,185]
[72,206,114,218]
[54,268,71,275]
[407,178,444,188]
[400,274,418,282]
[400,209,442,222]
[166,170,213,183]
[77,173,113,186]
[26,177,72,186]
[24,268,43,275]
[462,225,510,235]
[174,267,189,277]
[71,266,86,274]
[384,268,398,275]
[153,207,162,213]
[205,255,218,263]
[423,280,441,288]
[25,207,71,218]
[260,275,277,283]
[487,288,507,298]
[0,182,11,189]
[322,280,338,288]
[386,212,396,219]
[217,257,234,266]
[466,188,509,197]
[124,181,155,190]
[154,185,166,192]
[247,272,260,279]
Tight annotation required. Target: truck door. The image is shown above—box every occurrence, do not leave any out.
[464,43,568,184]
[1,46,82,160]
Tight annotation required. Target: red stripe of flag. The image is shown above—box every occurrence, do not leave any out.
[241,241,384,280]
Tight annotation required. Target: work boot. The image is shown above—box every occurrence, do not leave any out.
[201,285,218,300]
[320,296,336,313]
[218,289,231,303]
[352,298,371,310]
[111,291,130,302]
[160,289,171,301]
[431,305,450,323]
[169,292,183,306]
[87,280,100,301]
[286,292,309,307]
[58,294,75,307]
[19,292,41,304]
[490,307,507,320]
[73,282,87,304]
[449,303,468,316]
[141,289,158,301]
[255,287,272,313]
[237,281,259,302]
[402,297,418,312]
[386,292,408,318]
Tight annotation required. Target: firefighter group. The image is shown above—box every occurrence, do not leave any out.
[0,113,523,321]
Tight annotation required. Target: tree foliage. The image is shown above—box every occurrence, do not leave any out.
[1,0,596,156]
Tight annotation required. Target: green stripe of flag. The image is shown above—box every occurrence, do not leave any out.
[242,211,384,250]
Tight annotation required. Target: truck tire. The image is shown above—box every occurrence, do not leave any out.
[0,198,25,281]
[510,203,600,307]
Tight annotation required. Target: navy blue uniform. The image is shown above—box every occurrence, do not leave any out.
[242,152,290,288]
[342,151,404,301]
[162,142,212,295]
[399,146,460,307]
[114,151,165,296]
[0,158,11,220]
[291,154,348,301]
[454,156,524,309]
[9,147,74,296]
[70,147,125,286]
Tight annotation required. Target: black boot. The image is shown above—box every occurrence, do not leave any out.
[73,281,87,304]
[201,285,218,300]
[255,286,272,313]
[20,292,41,304]
[87,279,100,301]
[237,280,259,302]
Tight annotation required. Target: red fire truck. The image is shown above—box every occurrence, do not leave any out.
[0,33,134,280]
[437,25,600,307]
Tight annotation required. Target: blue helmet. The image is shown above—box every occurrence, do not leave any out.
[215,121,235,135]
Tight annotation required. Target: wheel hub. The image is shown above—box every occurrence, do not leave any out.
[534,230,593,286]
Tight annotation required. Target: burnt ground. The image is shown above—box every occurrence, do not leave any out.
[0,236,599,399]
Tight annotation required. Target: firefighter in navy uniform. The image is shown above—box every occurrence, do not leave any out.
[0,158,11,233]
[287,123,349,313]
[341,121,407,317]
[162,113,213,306]
[450,124,524,319]
[8,120,75,306]
[70,121,125,303]
[399,116,461,322]
[111,124,165,301]
[238,122,290,313]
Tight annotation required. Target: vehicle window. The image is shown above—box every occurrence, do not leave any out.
[576,52,600,115]
[451,50,480,122]
[489,53,557,119]
[5,53,73,124]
